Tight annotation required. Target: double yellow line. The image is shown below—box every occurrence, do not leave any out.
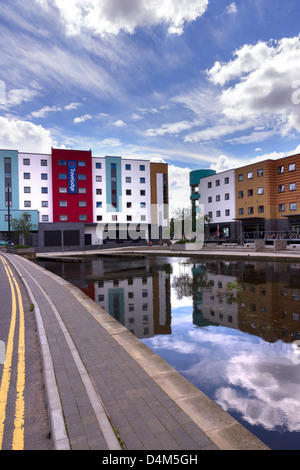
[0,256,25,450]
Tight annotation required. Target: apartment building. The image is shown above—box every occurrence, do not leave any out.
[0,147,169,249]
[190,152,300,241]
[190,168,237,239]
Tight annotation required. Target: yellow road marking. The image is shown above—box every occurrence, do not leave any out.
[0,257,25,450]
[0,256,17,449]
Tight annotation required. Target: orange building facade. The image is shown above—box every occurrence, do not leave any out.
[235,153,300,238]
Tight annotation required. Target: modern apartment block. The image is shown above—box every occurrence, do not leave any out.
[190,152,300,241]
[190,168,238,239]
[0,148,169,249]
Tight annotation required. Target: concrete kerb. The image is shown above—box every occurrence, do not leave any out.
[15,255,269,451]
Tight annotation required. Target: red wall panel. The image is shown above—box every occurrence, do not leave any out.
[52,149,93,223]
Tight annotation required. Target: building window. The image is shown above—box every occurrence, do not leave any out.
[238,174,243,181]
[140,177,146,183]
[125,164,131,170]
[24,172,30,179]
[216,179,220,186]
[78,188,86,194]
[216,195,220,202]
[79,215,87,221]
[208,212,213,219]
[247,172,253,179]
[257,169,263,177]
[96,188,102,195]
[60,215,68,221]
[248,207,254,214]
[140,165,145,171]
[59,201,67,207]
[127,202,132,208]
[225,209,230,216]
[127,215,132,221]
[279,204,285,212]
[248,189,253,197]
[59,173,67,179]
[140,190,146,196]
[224,177,229,184]
[126,189,131,195]
[24,187,31,193]
[257,187,264,195]
[289,163,296,172]
[126,177,131,183]
[278,166,284,174]
[290,203,297,211]
[41,173,48,180]
[97,215,102,221]
[278,185,285,193]
[208,182,212,188]
[208,196,212,203]
[216,211,221,217]
[59,187,67,193]
[41,187,48,194]
[42,201,48,207]
[141,215,146,221]
[41,159,48,166]
[290,183,296,191]
[258,206,264,213]
[111,163,117,208]
[140,202,146,208]
[96,175,102,182]
[78,161,86,167]
[23,158,30,165]
[59,160,67,166]
[96,162,102,169]
[79,201,87,207]
[24,201,31,207]
[238,191,244,198]
[239,208,244,215]
[225,193,230,200]
[96,202,102,208]
[78,174,86,180]
[42,215,49,222]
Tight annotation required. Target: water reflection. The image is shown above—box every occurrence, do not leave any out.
[37,256,300,449]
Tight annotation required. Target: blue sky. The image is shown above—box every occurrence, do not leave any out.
[1,0,300,211]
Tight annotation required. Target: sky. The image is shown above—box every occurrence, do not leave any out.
[1,0,300,212]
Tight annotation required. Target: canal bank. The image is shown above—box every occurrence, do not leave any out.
[2,253,269,451]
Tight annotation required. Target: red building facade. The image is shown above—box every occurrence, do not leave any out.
[52,149,93,223]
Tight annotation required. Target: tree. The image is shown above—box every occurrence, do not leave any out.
[10,212,37,245]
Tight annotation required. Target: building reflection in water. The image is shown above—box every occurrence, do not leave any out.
[38,257,300,344]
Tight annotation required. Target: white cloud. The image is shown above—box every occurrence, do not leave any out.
[168,165,191,214]
[0,88,40,110]
[64,102,82,111]
[144,120,195,137]
[207,35,300,136]
[74,114,92,124]
[0,116,55,153]
[113,120,126,127]
[30,105,62,119]
[226,2,238,15]
[35,0,209,37]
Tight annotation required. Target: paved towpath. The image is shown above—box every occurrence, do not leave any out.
[1,253,269,451]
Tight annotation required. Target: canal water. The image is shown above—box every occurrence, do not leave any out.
[37,255,300,450]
